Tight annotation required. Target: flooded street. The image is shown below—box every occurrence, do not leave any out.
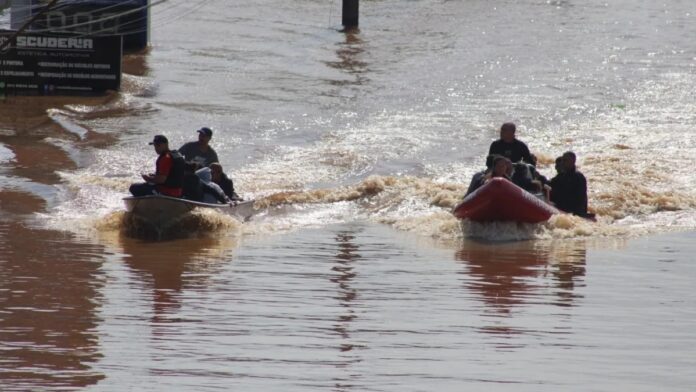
[2,0,696,390]
[2,223,695,391]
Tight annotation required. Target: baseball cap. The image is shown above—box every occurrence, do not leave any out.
[197,127,213,137]
[148,135,168,145]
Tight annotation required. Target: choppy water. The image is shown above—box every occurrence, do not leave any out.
[1,0,696,390]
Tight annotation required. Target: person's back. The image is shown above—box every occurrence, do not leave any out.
[550,152,588,216]
[488,122,533,164]
[555,170,587,216]
[152,149,185,197]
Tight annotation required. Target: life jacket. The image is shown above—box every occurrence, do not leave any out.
[158,150,186,188]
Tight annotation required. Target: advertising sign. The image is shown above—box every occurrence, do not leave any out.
[11,0,149,51]
[0,30,122,95]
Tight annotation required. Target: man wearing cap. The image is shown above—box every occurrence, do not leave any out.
[179,127,219,168]
[129,135,186,197]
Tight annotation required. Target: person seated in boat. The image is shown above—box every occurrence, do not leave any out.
[210,162,243,201]
[488,122,533,164]
[179,127,219,168]
[196,167,231,204]
[465,154,499,196]
[527,154,550,184]
[182,162,204,201]
[554,156,564,175]
[481,156,513,183]
[129,135,185,197]
[467,155,510,195]
[511,161,543,193]
[550,151,589,217]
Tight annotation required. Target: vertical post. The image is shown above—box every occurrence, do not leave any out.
[342,0,359,30]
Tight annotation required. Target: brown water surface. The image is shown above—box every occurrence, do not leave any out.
[2,0,696,390]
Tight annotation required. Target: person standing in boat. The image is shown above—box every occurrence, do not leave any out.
[488,122,533,164]
[550,151,589,217]
[179,127,219,168]
[129,135,186,197]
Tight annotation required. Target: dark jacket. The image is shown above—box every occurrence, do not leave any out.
[465,170,487,197]
[488,139,532,164]
[215,173,239,200]
[550,169,588,216]
[162,150,186,188]
[511,163,538,193]
[182,172,204,201]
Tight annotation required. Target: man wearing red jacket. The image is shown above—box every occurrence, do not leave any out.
[129,135,185,197]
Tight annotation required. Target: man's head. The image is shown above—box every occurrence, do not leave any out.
[149,134,169,154]
[562,151,577,171]
[197,127,213,145]
[554,156,564,174]
[500,122,516,143]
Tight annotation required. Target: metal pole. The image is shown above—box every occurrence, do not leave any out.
[342,0,358,30]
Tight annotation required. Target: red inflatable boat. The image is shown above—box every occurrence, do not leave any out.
[452,178,559,223]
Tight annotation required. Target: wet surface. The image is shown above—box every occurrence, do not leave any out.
[1,0,696,390]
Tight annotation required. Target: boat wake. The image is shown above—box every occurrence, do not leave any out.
[93,209,242,241]
[39,167,696,243]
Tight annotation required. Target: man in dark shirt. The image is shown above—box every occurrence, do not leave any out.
[179,127,219,167]
[550,151,588,217]
[488,122,533,164]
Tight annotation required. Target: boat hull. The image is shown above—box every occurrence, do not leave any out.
[452,178,558,223]
[123,195,256,230]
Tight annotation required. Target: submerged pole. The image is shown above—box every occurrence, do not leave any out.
[342,0,359,30]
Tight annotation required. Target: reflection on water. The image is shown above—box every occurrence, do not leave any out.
[327,32,368,73]
[114,234,238,322]
[324,31,368,88]
[332,231,359,344]
[457,240,586,341]
[458,240,586,312]
[0,221,105,391]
